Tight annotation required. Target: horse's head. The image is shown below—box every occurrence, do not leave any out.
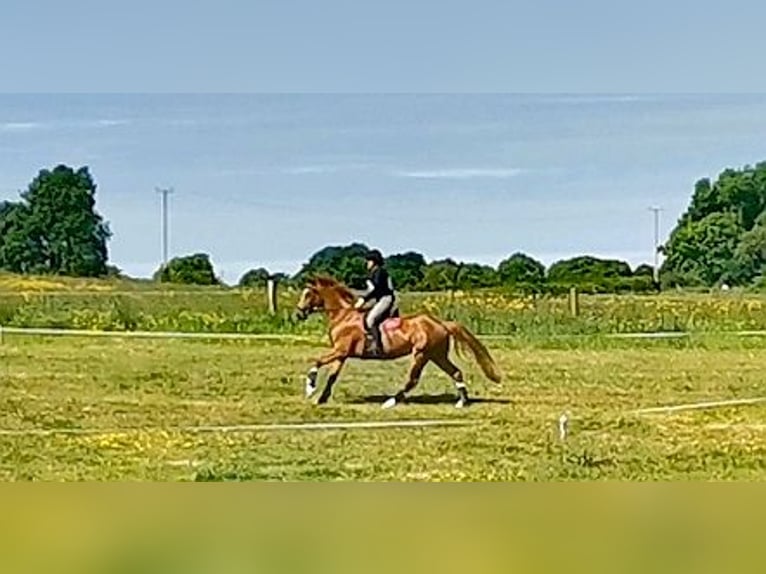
[295,276,355,320]
[295,283,324,321]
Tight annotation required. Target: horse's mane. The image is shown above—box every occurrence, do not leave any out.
[309,275,356,302]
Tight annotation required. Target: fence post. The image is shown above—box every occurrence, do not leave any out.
[267,276,279,315]
[569,287,579,317]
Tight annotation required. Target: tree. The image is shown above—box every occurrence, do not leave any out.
[661,211,743,287]
[684,165,766,230]
[418,259,462,291]
[456,263,499,289]
[497,252,545,289]
[662,162,766,287]
[156,253,220,285]
[0,201,34,273]
[105,264,125,278]
[731,223,766,285]
[238,267,271,288]
[633,264,655,278]
[0,166,111,276]
[294,243,369,288]
[548,256,632,289]
[386,251,426,290]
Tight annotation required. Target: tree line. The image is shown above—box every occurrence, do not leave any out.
[4,162,766,293]
[235,244,656,294]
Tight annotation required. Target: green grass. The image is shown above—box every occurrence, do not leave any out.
[1,333,765,480]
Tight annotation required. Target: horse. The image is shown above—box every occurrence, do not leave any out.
[295,276,502,408]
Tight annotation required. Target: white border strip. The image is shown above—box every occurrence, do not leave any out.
[630,397,766,415]
[0,419,476,437]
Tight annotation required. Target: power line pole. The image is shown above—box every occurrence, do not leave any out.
[156,187,173,269]
[648,206,662,283]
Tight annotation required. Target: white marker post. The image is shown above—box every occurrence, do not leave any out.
[558,413,569,441]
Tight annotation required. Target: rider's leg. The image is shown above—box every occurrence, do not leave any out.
[365,296,393,355]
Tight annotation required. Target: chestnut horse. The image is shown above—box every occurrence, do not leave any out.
[295,277,502,408]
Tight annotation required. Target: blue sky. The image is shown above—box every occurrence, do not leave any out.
[3,1,766,92]
[3,94,766,283]
[2,3,766,283]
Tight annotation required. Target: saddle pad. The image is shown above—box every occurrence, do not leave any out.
[381,317,402,331]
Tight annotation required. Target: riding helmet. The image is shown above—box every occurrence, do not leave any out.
[365,249,384,266]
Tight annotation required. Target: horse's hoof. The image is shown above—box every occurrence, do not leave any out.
[382,397,397,409]
[455,399,466,409]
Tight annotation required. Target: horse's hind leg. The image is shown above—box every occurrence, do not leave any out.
[382,352,428,409]
[432,350,469,408]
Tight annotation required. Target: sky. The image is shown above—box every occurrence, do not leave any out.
[1,2,766,283]
[2,0,766,92]
[3,93,766,283]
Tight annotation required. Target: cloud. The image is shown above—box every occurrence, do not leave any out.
[0,121,44,131]
[95,119,131,127]
[1,119,133,132]
[283,165,342,175]
[282,163,372,175]
[395,167,525,179]
[217,163,372,177]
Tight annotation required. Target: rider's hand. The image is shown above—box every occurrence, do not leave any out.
[354,298,365,309]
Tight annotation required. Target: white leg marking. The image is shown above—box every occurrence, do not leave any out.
[455,382,467,408]
[305,368,318,398]
[382,397,397,409]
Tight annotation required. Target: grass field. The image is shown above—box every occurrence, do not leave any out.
[5,271,766,337]
[2,332,765,480]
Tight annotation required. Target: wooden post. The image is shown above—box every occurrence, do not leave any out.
[267,276,279,315]
[569,287,579,317]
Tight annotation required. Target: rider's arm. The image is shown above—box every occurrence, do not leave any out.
[360,280,375,302]
[361,270,380,303]
[356,269,388,308]
[355,271,376,308]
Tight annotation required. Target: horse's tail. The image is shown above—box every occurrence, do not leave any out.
[443,321,502,383]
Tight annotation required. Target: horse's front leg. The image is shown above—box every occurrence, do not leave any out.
[317,359,346,404]
[305,348,347,399]
[305,366,319,398]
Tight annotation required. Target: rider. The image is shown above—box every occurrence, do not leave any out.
[354,249,398,356]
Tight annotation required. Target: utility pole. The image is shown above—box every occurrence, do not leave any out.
[648,206,662,283]
[156,187,173,269]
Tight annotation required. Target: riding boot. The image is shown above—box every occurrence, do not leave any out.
[364,323,383,357]
[371,325,384,357]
